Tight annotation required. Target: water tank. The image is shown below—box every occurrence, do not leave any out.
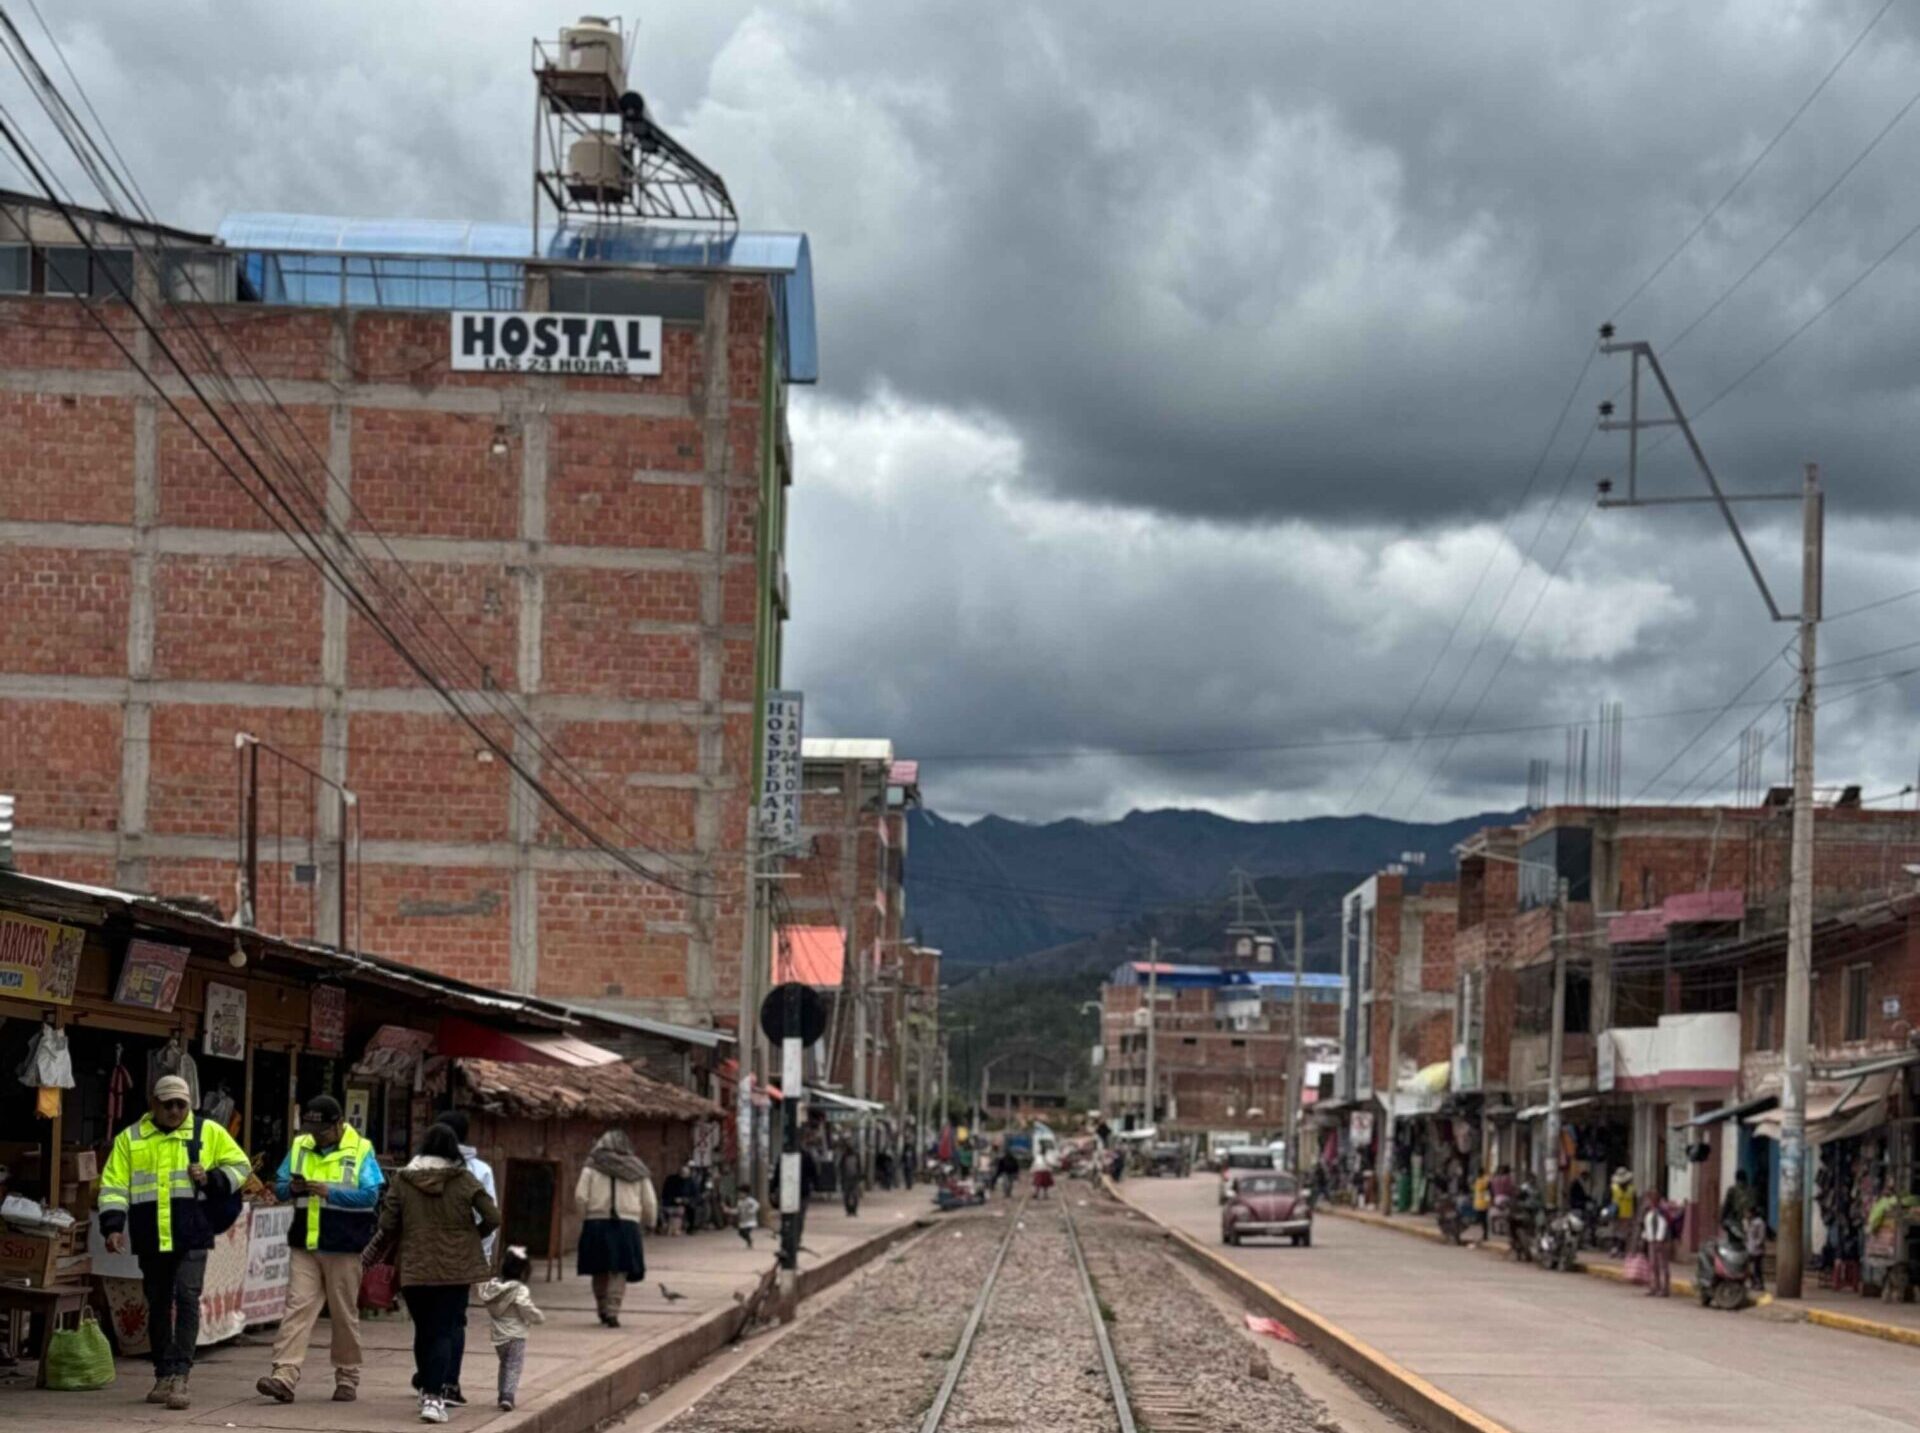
[563,18,624,79]
[566,134,634,204]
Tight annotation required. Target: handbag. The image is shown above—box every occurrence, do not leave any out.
[359,1261,399,1311]
[43,1310,116,1391]
[1623,1251,1652,1286]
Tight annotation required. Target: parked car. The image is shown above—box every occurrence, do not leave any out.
[1218,1146,1281,1204]
[1222,1172,1313,1247]
[1147,1142,1190,1177]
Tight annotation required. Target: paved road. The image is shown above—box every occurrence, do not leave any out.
[1125,1175,1920,1433]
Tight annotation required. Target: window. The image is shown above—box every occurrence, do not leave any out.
[0,245,26,293]
[1844,964,1871,1043]
[1755,981,1778,1052]
[44,245,89,295]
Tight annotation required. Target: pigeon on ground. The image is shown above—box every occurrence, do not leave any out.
[659,1283,687,1303]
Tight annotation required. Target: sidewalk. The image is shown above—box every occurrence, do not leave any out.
[0,1186,930,1433]
[1322,1202,1920,1347]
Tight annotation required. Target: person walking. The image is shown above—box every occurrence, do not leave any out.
[575,1129,657,1328]
[476,1246,544,1412]
[98,1074,251,1412]
[1641,1196,1673,1297]
[432,1110,495,1407]
[1744,1207,1769,1293]
[368,1123,499,1424]
[1472,1165,1493,1240]
[1031,1150,1055,1200]
[993,1146,1020,1199]
[838,1140,863,1216]
[257,1096,384,1404]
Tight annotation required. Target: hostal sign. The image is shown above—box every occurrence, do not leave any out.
[450,310,663,377]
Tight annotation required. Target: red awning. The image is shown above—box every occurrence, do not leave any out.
[435,1016,621,1068]
[774,924,844,988]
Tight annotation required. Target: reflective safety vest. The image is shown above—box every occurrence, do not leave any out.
[288,1125,379,1253]
[97,1113,251,1256]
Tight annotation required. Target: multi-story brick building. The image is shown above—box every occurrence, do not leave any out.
[1100,961,1342,1137]
[0,187,815,1031]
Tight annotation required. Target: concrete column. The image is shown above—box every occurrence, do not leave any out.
[115,267,159,891]
[690,275,732,1007]
[509,395,547,994]
[317,312,352,945]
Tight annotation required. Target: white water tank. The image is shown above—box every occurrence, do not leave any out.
[563,17,624,80]
[566,134,633,203]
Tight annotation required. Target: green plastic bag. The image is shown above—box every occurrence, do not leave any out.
[44,1310,115,1392]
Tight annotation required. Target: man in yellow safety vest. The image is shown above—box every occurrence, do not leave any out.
[98,1074,252,1411]
[256,1095,385,1403]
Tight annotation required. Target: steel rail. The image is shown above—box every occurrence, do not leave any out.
[917,1195,1028,1433]
[1061,1196,1138,1433]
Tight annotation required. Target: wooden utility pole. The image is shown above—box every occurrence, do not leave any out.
[1545,878,1569,1206]
[1143,935,1160,1129]
[1286,909,1305,1166]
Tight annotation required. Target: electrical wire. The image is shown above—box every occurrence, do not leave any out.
[1628,639,1796,802]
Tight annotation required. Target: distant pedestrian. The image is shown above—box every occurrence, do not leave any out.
[575,1129,657,1328]
[257,1096,384,1405]
[476,1246,544,1412]
[734,1191,760,1248]
[994,1148,1020,1198]
[431,1109,495,1408]
[368,1122,499,1424]
[1031,1152,1056,1200]
[1641,1198,1673,1297]
[1471,1167,1492,1238]
[838,1140,863,1216]
[1744,1209,1768,1292]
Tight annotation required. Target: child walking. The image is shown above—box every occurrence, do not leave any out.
[476,1247,544,1412]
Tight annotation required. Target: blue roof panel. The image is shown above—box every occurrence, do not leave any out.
[214,212,818,384]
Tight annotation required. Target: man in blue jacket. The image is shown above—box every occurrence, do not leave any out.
[256,1096,385,1404]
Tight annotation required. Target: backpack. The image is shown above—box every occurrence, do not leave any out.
[186,1114,247,1235]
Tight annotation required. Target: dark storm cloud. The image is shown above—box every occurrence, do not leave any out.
[21,2,1920,821]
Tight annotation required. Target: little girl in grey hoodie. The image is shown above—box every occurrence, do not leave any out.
[476,1247,545,1411]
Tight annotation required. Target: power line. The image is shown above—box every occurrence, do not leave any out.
[1607,0,1897,321]
[1629,639,1795,802]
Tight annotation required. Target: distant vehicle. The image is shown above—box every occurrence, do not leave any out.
[1222,1172,1312,1247]
[1218,1146,1281,1204]
[1206,1130,1253,1167]
[1146,1142,1189,1178]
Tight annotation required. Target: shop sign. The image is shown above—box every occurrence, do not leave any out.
[114,938,189,1013]
[197,1217,250,1345]
[242,1205,294,1327]
[309,983,347,1055]
[1349,1110,1375,1146]
[203,981,247,1060]
[758,690,803,845]
[449,310,663,377]
[344,1086,372,1131]
[0,910,83,1004]
[1885,995,1902,1019]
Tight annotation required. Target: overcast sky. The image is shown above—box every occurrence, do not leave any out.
[23,2,1920,823]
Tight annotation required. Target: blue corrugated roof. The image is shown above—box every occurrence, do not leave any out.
[1226,971,1346,989]
[214,212,817,384]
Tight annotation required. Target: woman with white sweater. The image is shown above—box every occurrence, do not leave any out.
[574,1130,658,1327]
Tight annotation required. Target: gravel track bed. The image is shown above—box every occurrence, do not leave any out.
[1078,1204,1351,1433]
[938,1205,1118,1433]
[660,1214,1007,1433]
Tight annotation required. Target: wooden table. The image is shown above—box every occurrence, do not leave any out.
[0,1283,92,1388]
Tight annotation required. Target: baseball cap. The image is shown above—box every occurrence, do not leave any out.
[153,1075,192,1103]
[302,1095,343,1126]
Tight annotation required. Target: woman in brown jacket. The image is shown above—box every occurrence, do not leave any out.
[371,1123,500,1424]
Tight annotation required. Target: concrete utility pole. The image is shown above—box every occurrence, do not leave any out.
[1286,909,1305,1165]
[1143,935,1160,1129]
[1599,332,1824,1298]
[1545,877,1569,1207]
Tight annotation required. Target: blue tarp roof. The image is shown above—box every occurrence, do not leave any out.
[214,211,817,384]
[1225,972,1346,990]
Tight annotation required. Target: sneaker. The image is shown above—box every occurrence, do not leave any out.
[257,1374,296,1403]
[420,1394,448,1424]
[445,1383,468,1405]
[499,1397,515,1412]
[333,1383,358,1402]
[146,1375,174,1405]
[166,1375,192,1411]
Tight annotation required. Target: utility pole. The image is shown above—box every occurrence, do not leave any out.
[1600,333,1823,1297]
[1286,909,1305,1167]
[1545,877,1569,1207]
[1143,935,1160,1129]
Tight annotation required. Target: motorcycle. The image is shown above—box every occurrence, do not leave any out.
[1537,1208,1584,1272]
[1506,1193,1543,1263]
[1696,1224,1752,1310]
[1437,1192,1472,1245]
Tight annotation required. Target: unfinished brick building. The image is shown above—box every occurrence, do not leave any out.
[0,191,816,1029]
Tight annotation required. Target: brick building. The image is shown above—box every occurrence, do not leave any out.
[0,189,816,1031]
[1100,961,1342,1136]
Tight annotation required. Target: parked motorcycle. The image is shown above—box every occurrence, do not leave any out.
[1437,1192,1471,1245]
[1537,1208,1584,1272]
[1506,1189,1543,1263]
[1696,1224,1752,1310]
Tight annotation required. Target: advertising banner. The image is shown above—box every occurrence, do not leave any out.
[758,690,804,847]
[449,310,663,377]
[242,1205,294,1327]
[0,910,83,1004]
[309,983,346,1055]
[203,981,247,1060]
[114,938,190,1013]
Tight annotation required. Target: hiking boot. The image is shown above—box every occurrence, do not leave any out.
[420,1393,448,1424]
[165,1374,192,1411]
[146,1375,174,1405]
[333,1382,358,1402]
[257,1373,296,1403]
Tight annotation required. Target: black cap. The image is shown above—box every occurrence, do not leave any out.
[302,1095,343,1124]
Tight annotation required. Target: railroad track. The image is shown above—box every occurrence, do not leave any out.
[917,1192,1139,1433]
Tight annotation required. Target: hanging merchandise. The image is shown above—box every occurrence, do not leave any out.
[35,1085,59,1119]
[147,1033,201,1107]
[16,1020,74,1089]
[201,1084,236,1127]
[105,1044,133,1132]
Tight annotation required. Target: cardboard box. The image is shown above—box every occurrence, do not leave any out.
[0,1227,59,1287]
[60,1149,98,1183]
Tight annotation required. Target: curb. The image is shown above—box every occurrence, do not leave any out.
[500,1213,931,1433]
[1805,1306,1920,1349]
[1104,1180,1514,1433]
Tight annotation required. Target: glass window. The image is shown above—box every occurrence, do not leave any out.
[91,248,134,300]
[44,245,89,295]
[0,246,27,293]
[1755,982,1778,1052]
[1844,964,1871,1043]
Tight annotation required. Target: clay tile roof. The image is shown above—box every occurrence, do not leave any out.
[457,1057,721,1123]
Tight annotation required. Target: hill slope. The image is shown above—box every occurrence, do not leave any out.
[906,805,1518,972]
